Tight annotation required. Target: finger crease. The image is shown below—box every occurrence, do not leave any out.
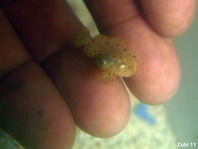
[100,13,140,31]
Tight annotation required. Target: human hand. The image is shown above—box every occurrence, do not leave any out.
[0,0,196,149]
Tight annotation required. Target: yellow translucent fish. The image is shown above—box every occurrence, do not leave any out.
[71,27,138,81]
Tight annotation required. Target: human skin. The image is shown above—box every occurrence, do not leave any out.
[0,0,196,149]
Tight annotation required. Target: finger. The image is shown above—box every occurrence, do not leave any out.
[84,0,181,104]
[0,9,75,148]
[0,62,75,149]
[140,0,197,37]
[1,0,82,62]
[0,9,30,77]
[2,0,131,137]
[43,47,130,137]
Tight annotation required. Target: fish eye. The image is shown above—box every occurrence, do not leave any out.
[95,54,117,69]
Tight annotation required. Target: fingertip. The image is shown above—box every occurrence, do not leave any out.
[74,79,131,138]
[43,49,131,138]
[124,43,181,105]
[64,76,131,138]
[140,0,197,37]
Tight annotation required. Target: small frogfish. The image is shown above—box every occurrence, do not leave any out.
[71,27,138,81]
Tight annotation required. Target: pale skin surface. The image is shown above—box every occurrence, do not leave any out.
[0,0,196,148]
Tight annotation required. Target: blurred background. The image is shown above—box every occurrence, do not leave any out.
[165,3,198,145]
[0,0,197,149]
